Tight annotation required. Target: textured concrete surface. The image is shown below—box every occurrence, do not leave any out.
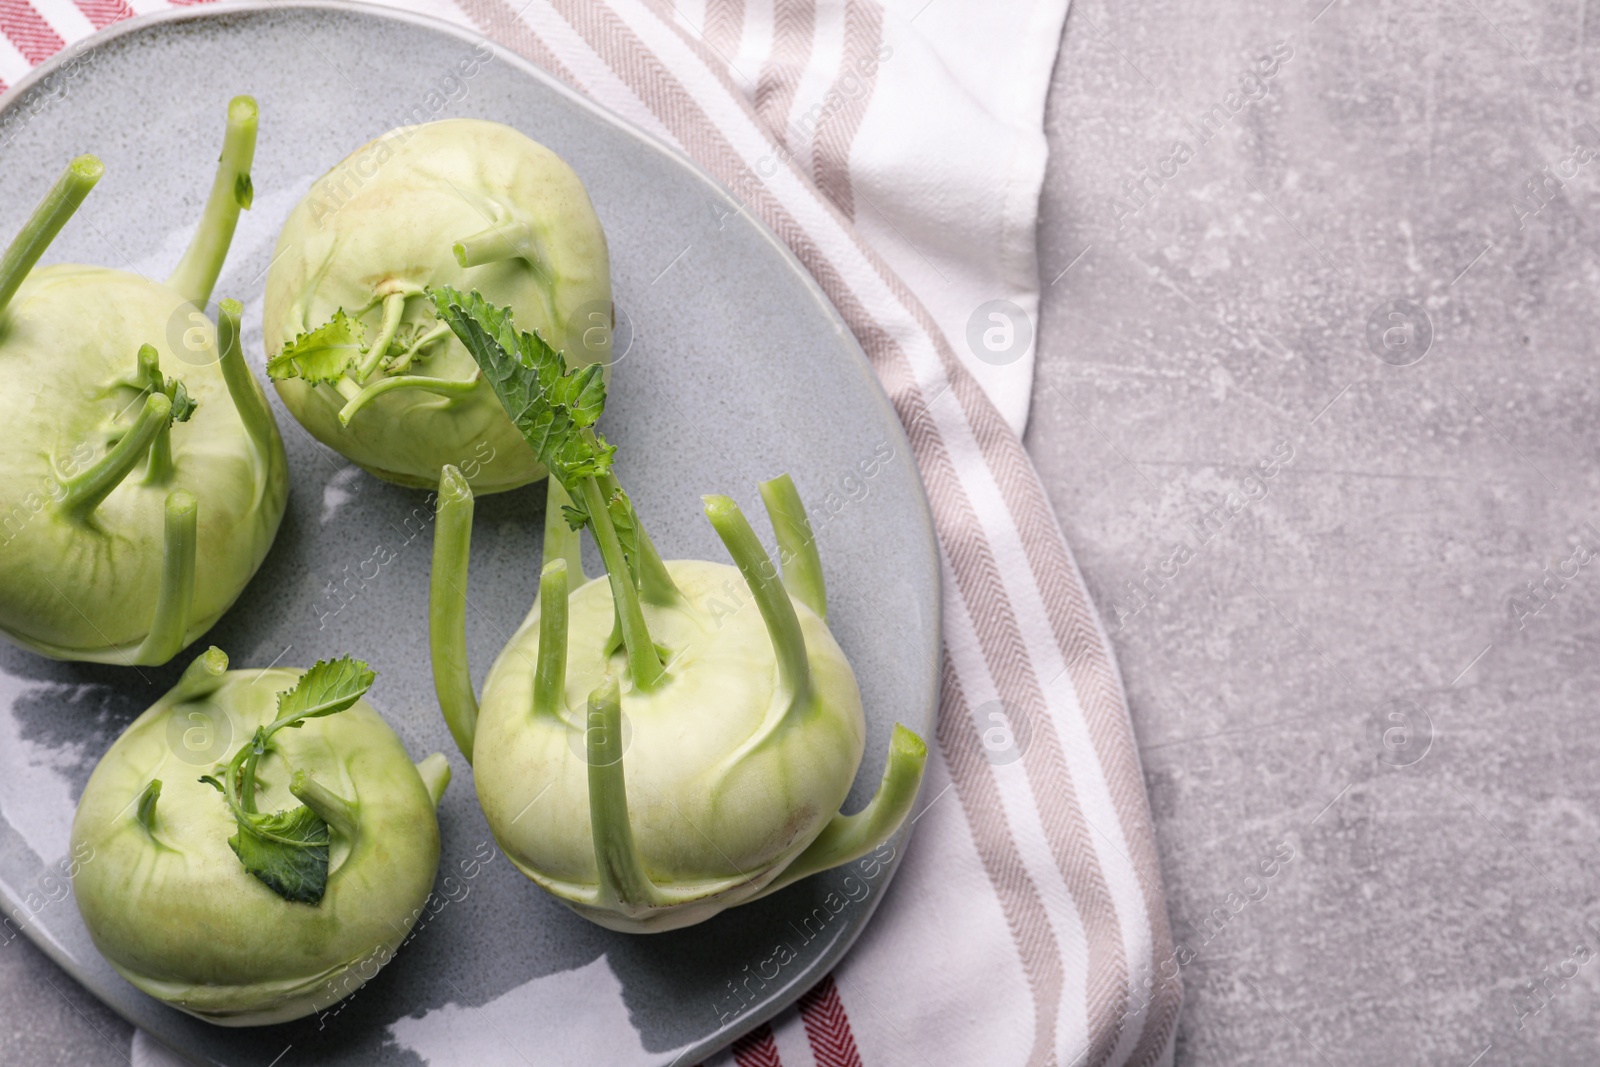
[7,1,1598,1065]
[1030,0,1600,1064]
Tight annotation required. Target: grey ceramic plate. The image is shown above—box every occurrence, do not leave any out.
[0,4,940,1064]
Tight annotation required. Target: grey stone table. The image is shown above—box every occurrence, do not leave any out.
[1033,0,1600,1063]
[5,1,1596,1064]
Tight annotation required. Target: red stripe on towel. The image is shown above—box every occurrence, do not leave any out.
[799,975,864,1067]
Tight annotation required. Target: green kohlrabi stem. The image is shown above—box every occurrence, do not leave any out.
[430,465,479,761]
[581,478,663,691]
[169,645,229,703]
[532,559,569,719]
[453,220,538,269]
[143,428,176,486]
[0,154,102,320]
[60,392,172,520]
[586,675,660,911]
[143,353,179,486]
[352,291,408,382]
[134,340,161,389]
[237,736,263,814]
[635,526,680,605]
[134,489,198,665]
[703,494,812,703]
[338,371,478,427]
[223,728,304,832]
[386,321,452,374]
[759,474,826,620]
[414,754,452,808]
[216,299,281,471]
[167,96,258,308]
[543,479,585,579]
[135,779,162,837]
[598,473,679,606]
[289,770,359,840]
[755,723,929,897]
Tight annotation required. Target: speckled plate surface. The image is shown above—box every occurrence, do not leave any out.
[0,4,940,1064]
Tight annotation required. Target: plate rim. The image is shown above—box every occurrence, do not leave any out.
[0,3,944,1064]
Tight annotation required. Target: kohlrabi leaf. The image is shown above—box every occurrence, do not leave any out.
[234,172,254,211]
[607,487,642,588]
[430,289,671,691]
[227,802,330,904]
[273,656,376,727]
[430,287,614,495]
[168,380,196,423]
[133,343,198,423]
[267,310,364,384]
[566,363,606,428]
[211,657,375,905]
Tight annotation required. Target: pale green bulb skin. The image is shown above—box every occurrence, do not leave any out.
[70,668,442,1026]
[0,265,286,662]
[474,560,866,932]
[263,119,612,494]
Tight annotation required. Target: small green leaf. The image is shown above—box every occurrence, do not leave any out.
[561,503,589,531]
[228,803,330,904]
[267,311,364,384]
[273,656,376,726]
[234,172,254,211]
[608,488,641,588]
[132,343,198,423]
[167,379,196,423]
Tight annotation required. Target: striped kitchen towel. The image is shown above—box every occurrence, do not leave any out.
[3,0,1181,1064]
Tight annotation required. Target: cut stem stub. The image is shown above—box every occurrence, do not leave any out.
[337,372,478,427]
[759,474,826,620]
[167,96,258,308]
[582,478,663,691]
[352,291,408,383]
[586,675,659,912]
[133,489,198,665]
[290,770,360,842]
[533,559,569,720]
[170,646,229,704]
[756,723,929,898]
[0,154,102,320]
[60,392,172,520]
[216,299,282,473]
[453,220,539,269]
[703,494,812,704]
[430,465,479,761]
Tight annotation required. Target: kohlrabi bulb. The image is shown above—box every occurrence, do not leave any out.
[435,471,926,933]
[262,118,613,494]
[0,98,287,665]
[71,648,451,1026]
[425,287,926,933]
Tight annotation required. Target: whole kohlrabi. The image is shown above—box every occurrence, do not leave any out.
[71,648,451,1026]
[263,119,612,494]
[0,97,287,665]
[427,290,927,933]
